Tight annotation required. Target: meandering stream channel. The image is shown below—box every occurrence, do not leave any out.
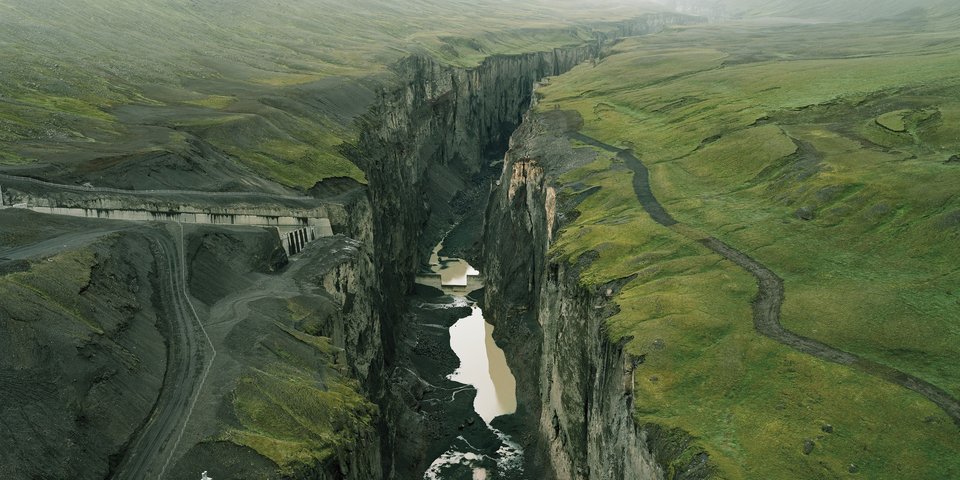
[419,241,523,480]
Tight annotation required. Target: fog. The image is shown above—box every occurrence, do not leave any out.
[645,0,952,20]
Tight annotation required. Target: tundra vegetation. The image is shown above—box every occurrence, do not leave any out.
[537,4,960,478]
[1,0,959,478]
[0,0,655,187]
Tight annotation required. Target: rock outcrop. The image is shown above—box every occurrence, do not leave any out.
[482,110,713,479]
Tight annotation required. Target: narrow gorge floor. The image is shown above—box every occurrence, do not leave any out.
[405,241,526,480]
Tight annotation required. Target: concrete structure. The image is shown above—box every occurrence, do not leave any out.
[2,174,338,256]
[12,203,333,257]
[282,227,315,256]
[278,220,335,256]
[23,205,324,228]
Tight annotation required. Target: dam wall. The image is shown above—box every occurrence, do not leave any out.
[13,205,334,257]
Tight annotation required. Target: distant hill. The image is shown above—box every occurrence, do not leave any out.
[734,0,951,19]
[0,0,664,189]
[660,0,956,21]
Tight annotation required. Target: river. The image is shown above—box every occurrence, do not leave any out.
[421,241,524,479]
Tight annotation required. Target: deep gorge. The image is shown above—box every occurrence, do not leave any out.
[332,12,709,479]
[6,4,960,480]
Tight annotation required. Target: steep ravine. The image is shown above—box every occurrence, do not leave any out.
[350,12,703,339]
[482,110,713,479]
[344,12,704,479]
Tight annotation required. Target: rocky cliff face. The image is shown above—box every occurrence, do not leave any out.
[347,5,695,416]
[352,13,703,317]
[481,109,712,479]
[536,260,667,480]
[340,12,704,479]
[318,182,391,480]
[290,233,385,480]
[481,110,663,479]
[350,45,598,346]
[348,43,601,478]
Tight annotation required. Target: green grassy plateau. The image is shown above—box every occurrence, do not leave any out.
[0,0,662,188]
[538,6,960,479]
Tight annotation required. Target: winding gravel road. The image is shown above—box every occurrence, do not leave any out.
[111,224,216,480]
[3,174,309,478]
[567,131,960,427]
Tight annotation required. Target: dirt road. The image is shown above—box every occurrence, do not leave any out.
[111,224,216,479]
[566,131,960,427]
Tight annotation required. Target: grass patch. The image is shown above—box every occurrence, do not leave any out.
[183,95,237,110]
[0,248,103,334]
[539,11,960,478]
[224,366,375,473]
[0,150,31,165]
[876,110,909,132]
[221,140,366,188]
[221,300,375,474]
[20,95,115,122]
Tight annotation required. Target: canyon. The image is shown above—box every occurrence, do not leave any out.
[347,12,709,480]
[5,2,959,479]
[1,12,704,479]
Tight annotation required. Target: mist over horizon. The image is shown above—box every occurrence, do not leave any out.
[1,1,958,479]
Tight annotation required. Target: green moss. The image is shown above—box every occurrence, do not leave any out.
[225,367,375,473]
[182,95,235,110]
[20,95,115,122]
[221,141,366,188]
[540,13,960,479]
[876,110,909,132]
[221,302,375,474]
[0,249,103,333]
[0,150,31,165]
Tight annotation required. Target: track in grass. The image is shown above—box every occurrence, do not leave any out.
[566,131,960,428]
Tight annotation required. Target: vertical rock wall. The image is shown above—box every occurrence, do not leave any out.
[481,112,666,479]
[481,108,713,479]
[349,13,704,478]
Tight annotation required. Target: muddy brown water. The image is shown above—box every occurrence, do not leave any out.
[422,241,523,479]
[448,305,517,424]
